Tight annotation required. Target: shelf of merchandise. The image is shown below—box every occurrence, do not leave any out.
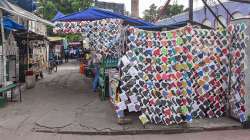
[99,57,119,101]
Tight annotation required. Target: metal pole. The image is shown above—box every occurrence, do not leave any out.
[27,28,29,71]
[217,0,234,19]
[189,0,193,23]
[0,10,7,86]
[201,0,225,28]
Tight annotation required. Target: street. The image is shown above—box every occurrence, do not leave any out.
[0,61,249,139]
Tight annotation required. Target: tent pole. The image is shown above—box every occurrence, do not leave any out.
[0,10,7,86]
[217,0,234,19]
[189,0,193,23]
[27,32,29,71]
[201,0,225,28]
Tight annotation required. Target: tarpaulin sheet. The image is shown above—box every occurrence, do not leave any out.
[52,11,65,22]
[54,8,154,26]
[1,17,25,31]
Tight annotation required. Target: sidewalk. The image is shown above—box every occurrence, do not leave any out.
[0,61,243,136]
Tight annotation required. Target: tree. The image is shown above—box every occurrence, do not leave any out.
[35,0,94,20]
[143,3,185,22]
[35,0,94,40]
[161,4,184,19]
[143,4,158,22]
[9,0,36,12]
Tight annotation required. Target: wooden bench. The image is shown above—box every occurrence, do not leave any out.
[0,83,22,102]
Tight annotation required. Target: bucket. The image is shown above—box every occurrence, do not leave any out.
[25,70,36,89]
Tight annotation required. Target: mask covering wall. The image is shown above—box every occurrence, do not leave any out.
[53,19,123,57]
[119,24,247,125]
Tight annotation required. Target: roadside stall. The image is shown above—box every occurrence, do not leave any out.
[48,36,65,65]
[53,7,153,98]
[118,24,248,125]
[53,7,248,126]
[68,41,83,60]
[14,31,49,84]
[0,0,53,107]
[0,17,25,106]
[53,8,155,123]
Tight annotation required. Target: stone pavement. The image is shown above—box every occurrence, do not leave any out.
[0,60,244,137]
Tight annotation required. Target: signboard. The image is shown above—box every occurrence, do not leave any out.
[55,45,61,53]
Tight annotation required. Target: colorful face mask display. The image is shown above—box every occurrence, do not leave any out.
[227,24,248,122]
[53,19,123,57]
[120,24,247,125]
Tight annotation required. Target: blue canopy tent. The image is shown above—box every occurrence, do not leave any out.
[134,21,191,31]
[134,25,166,31]
[54,8,154,26]
[1,17,25,31]
[52,11,65,22]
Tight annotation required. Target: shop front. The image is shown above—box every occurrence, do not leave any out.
[14,31,49,83]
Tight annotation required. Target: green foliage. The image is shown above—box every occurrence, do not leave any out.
[35,0,93,37]
[43,1,57,20]
[163,4,184,19]
[143,4,184,22]
[36,0,94,20]
[143,4,158,22]
[65,34,82,42]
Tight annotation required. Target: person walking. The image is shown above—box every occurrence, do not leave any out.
[92,52,102,92]
[64,49,69,63]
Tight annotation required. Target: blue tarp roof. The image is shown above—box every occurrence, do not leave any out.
[135,25,165,31]
[135,21,189,31]
[1,17,25,30]
[55,8,154,26]
[52,11,65,22]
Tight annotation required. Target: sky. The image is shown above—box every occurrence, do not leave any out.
[99,0,214,17]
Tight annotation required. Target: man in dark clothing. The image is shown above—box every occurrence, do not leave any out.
[65,50,69,63]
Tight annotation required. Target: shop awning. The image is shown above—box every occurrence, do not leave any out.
[134,25,166,31]
[55,8,154,26]
[0,0,54,26]
[14,31,48,40]
[1,17,25,30]
[52,11,65,22]
[48,36,64,42]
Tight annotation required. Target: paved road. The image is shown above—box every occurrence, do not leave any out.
[0,130,250,140]
[0,61,98,135]
[0,60,249,139]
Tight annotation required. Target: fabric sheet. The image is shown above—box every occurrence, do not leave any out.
[119,24,247,125]
[54,19,123,57]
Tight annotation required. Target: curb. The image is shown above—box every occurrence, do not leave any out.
[33,125,242,135]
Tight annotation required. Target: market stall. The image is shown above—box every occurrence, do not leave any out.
[53,7,247,126]
[14,31,49,83]
[48,37,66,65]
[54,18,124,99]
[0,17,25,86]
[118,24,247,125]
[53,7,153,99]
[0,17,25,105]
